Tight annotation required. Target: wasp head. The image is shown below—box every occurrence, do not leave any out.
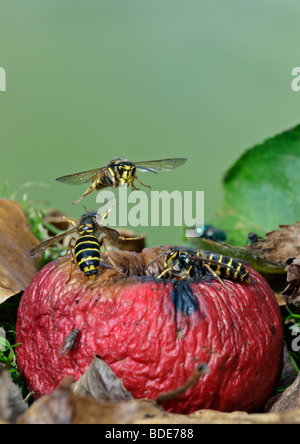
[113,160,136,184]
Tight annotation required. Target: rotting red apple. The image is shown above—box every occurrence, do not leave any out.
[16,247,284,414]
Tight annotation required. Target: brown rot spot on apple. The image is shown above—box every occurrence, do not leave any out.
[16,247,283,414]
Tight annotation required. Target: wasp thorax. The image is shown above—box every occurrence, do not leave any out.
[77,215,97,235]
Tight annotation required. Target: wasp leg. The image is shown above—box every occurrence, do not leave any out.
[133,175,151,190]
[159,266,192,280]
[203,264,233,296]
[130,177,139,191]
[177,265,193,281]
[157,267,173,279]
[64,237,77,284]
[100,202,117,224]
[72,180,98,205]
[101,238,126,275]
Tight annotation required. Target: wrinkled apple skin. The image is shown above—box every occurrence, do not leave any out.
[16,248,283,413]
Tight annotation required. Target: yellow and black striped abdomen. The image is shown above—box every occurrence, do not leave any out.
[204,252,250,283]
[74,234,100,279]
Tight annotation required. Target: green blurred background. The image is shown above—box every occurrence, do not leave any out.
[1,0,300,246]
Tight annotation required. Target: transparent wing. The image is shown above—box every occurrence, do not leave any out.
[97,225,120,243]
[30,227,77,258]
[135,158,187,173]
[192,255,246,276]
[56,166,107,185]
[56,158,187,184]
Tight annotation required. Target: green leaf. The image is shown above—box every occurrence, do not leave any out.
[213,124,300,245]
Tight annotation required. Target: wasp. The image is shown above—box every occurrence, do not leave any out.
[56,157,187,204]
[30,204,141,282]
[146,248,250,287]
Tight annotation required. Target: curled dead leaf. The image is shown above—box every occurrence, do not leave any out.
[0,199,40,303]
[44,209,73,234]
[0,366,27,423]
[72,355,133,403]
[245,223,300,266]
[17,377,162,424]
[285,256,300,282]
[268,372,300,413]
[106,228,146,253]
[281,256,300,307]
[16,377,300,424]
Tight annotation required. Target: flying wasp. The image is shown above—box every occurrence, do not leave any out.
[30,203,142,282]
[146,248,251,287]
[56,157,187,204]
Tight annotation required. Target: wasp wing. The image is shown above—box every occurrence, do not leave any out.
[191,254,248,279]
[56,158,187,183]
[97,225,120,243]
[30,227,78,258]
[135,158,187,173]
[56,166,107,185]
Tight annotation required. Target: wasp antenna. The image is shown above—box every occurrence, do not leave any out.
[97,196,116,211]
[145,252,167,271]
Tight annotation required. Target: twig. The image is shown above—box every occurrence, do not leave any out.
[156,363,210,404]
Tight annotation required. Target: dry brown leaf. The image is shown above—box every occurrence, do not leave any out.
[17,377,300,424]
[108,228,146,253]
[268,372,300,413]
[44,209,73,235]
[245,222,300,265]
[281,256,300,307]
[72,355,133,403]
[17,378,160,424]
[0,199,40,303]
[0,366,27,423]
[17,378,75,424]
